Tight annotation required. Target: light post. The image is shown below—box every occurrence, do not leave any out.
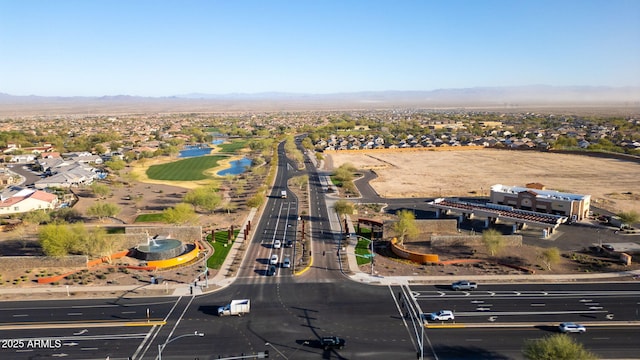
[202,258,209,288]
[420,313,425,360]
[265,342,288,359]
[158,331,204,360]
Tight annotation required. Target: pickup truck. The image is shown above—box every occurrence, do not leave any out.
[451,280,478,290]
[320,336,346,350]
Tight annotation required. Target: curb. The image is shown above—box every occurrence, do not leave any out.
[294,256,313,276]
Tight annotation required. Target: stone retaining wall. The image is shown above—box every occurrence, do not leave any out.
[430,234,522,247]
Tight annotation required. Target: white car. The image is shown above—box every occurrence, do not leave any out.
[270,254,279,265]
[273,240,282,249]
[558,322,586,333]
[282,257,291,268]
[429,310,455,321]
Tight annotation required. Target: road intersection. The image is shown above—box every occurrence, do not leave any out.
[1,141,639,359]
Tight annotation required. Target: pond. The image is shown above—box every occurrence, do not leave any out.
[179,139,225,158]
[218,157,252,176]
[179,144,212,158]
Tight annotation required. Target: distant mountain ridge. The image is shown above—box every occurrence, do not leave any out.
[0,86,638,116]
[175,85,640,103]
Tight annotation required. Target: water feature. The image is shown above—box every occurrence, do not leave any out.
[179,144,212,158]
[217,157,252,176]
[179,139,225,157]
[133,234,185,261]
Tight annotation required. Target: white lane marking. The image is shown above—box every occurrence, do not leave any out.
[67,313,83,316]
[530,303,546,307]
[12,314,29,317]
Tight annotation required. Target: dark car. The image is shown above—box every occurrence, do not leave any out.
[267,265,277,276]
[285,239,293,248]
[320,336,345,350]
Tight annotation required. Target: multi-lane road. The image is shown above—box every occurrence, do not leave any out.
[1,140,639,359]
[1,282,639,359]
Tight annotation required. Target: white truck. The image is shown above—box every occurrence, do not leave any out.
[218,299,251,316]
[280,190,287,198]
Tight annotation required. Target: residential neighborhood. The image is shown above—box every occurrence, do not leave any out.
[0,109,638,218]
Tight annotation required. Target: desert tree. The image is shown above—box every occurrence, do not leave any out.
[162,203,198,225]
[184,187,221,213]
[523,334,597,360]
[220,201,238,215]
[333,199,354,218]
[90,182,111,198]
[246,193,265,208]
[482,228,505,256]
[86,202,121,221]
[291,175,308,190]
[393,209,418,246]
[540,247,561,271]
[616,210,639,228]
[39,223,78,257]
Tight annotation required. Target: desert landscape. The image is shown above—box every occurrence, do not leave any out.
[327,148,640,214]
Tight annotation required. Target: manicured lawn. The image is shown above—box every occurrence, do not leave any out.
[355,237,372,265]
[206,230,240,269]
[134,213,164,222]
[217,140,248,154]
[146,155,226,181]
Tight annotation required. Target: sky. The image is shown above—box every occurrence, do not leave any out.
[1,0,639,97]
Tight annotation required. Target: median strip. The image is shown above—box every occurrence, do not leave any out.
[0,319,166,330]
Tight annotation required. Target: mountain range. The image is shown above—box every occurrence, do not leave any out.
[1,85,638,116]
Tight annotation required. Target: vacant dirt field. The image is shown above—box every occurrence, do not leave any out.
[327,148,640,214]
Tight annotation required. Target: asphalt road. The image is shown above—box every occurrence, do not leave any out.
[1,282,639,359]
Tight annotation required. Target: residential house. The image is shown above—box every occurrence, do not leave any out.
[0,187,59,215]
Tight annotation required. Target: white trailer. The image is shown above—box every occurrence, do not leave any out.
[218,299,251,316]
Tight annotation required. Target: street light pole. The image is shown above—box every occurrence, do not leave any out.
[158,331,204,360]
[420,313,424,360]
[265,342,288,359]
[370,240,374,275]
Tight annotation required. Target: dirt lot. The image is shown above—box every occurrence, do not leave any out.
[327,148,640,214]
[327,149,640,278]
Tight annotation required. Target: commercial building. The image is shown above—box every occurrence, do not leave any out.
[489,183,590,222]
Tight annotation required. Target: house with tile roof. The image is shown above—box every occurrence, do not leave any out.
[0,187,59,215]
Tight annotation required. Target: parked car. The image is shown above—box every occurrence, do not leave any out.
[558,322,586,333]
[270,254,279,265]
[282,257,291,268]
[451,280,478,290]
[320,336,346,350]
[429,310,455,321]
[273,240,282,249]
